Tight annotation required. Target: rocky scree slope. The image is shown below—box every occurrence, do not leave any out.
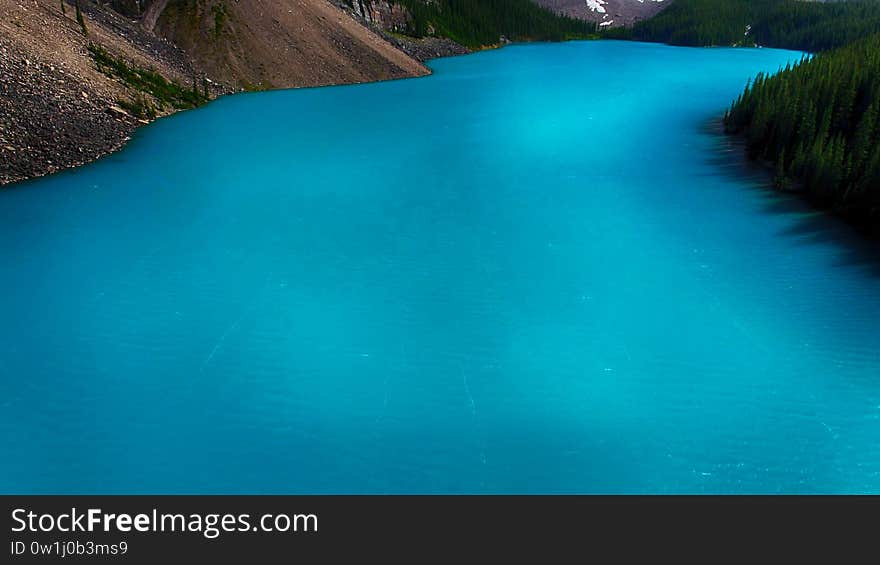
[0,0,427,186]
[154,0,428,91]
[0,0,199,185]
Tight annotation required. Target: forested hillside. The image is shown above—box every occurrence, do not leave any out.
[724,34,880,230]
[607,0,880,52]
[350,0,597,48]
[607,0,880,232]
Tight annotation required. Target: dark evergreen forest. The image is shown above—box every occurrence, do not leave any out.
[609,0,880,231]
[607,0,880,52]
[724,34,880,229]
[348,0,596,48]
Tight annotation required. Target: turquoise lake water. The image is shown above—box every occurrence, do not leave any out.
[2,41,879,494]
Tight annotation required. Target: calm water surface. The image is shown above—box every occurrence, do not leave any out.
[2,41,879,493]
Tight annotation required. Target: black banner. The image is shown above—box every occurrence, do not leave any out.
[2,496,876,562]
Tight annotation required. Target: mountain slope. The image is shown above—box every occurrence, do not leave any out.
[0,0,427,185]
[724,33,880,232]
[607,0,880,52]
[154,0,428,91]
[0,0,199,185]
[346,0,597,48]
[533,0,669,28]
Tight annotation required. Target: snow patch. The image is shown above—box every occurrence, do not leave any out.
[585,0,607,14]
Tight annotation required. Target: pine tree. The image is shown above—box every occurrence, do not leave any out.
[774,147,789,190]
[725,32,880,227]
[75,1,88,37]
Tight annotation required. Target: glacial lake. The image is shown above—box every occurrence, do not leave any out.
[2,41,879,494]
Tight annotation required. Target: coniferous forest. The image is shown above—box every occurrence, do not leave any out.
[608,0,880,232]
[352,0,597,48]
[724,34,880,229]
[607,0,880,52]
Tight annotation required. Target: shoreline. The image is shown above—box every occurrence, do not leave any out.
[0,0,449,188]
[0,66,432,189]
[706,118,880,240]
[1,35,485,189]
[1,64,443,190]
[3,35,585,188]
[5,37,792,190]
